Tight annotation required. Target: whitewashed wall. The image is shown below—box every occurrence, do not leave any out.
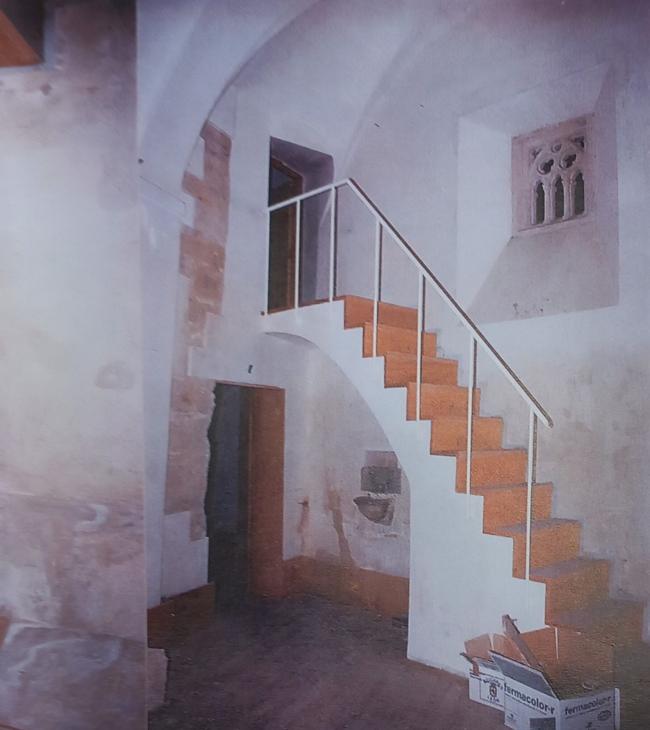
[0,4,146,727]
[140,0,650,633]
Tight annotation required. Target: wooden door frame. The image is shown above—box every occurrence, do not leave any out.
[247,386,286,598]
[268,157,303,312]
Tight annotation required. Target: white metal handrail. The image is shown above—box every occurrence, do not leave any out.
[266,176,553,581]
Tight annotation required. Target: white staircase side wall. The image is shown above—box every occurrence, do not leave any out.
[264,300,546,675]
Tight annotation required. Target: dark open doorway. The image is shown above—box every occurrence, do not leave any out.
[267,138,334,311]
[205,383,286,607]
[268,158,303,312]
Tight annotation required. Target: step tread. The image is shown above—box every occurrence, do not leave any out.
[552,598,645,630]
[531,557,609,580]
[494,518,581,536]
[341,294,417,313]
[362,321,435,336]
[431,414,502,424]
[470,481,553,494]
[457,448,527,458]
[407,382,476,393]
[384,351,456,365]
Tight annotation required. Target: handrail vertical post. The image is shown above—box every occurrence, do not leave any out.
[294,199,301,309]
[372,219,382,357]
[415,274,424,421]
[525,409,537,582]
[266,178,553,433]
[264,207,271,314]
[466,336,477,497]
[328,186,337,302]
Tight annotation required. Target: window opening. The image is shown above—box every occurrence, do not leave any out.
[553,177,564,220]
[534,182,545,225]
[514,118,589,231]
[574,172,585,216]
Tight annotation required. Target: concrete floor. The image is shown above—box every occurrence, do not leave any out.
[149,594,505,729]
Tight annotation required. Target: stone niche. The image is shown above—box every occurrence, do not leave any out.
[355,451,401,525]
[457,63,619,322]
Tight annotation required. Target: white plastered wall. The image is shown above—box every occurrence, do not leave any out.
[343,0,650,633]
[191,87,412,581]
[140,0,650,635]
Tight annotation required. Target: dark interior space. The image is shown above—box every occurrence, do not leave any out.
[268,159,302,312]
[204,383,286,608]
[205,383,251,607]
[267,138,334,310]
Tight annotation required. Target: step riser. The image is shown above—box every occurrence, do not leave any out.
[478,485,553,531]
[385,359,457,387]
[556,632,615,677]
[509,524,581,579]
[522,628,616,678]
[542,564,610,617]
[362,325,437,358]
[520,628,558,666]
[343,296,418,330]
[592,611,644,645]
[456,451,527,490]
[430,418,502,453]
[406,384,480,420]
[555,606,645,646]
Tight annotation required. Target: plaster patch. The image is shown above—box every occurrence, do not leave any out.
[95,360,134,390]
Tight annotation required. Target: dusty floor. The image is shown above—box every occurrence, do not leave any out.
[149,594,504,730]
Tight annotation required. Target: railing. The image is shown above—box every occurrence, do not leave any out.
[266,177,553,581]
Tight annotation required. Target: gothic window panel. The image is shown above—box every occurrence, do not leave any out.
[573,172,585,216]
[534,182,545,225]
[554,177,564,219]
[513,117,591,232]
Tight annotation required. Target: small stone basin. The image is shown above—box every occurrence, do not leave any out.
[353,495,394,525]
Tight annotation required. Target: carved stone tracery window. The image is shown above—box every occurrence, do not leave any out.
[513,117,590,232]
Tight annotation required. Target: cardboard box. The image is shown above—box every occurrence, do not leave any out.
[464,617,619,730]
[468,657,505,710]
[492,652,619,730]
[463,627,528,713]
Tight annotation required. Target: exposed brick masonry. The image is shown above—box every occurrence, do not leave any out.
[164,123,231,540]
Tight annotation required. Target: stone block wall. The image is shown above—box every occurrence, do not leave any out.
[161,123,231,596]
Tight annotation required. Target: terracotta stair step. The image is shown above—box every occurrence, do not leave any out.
[455,449,528,490]
[531,558,610,618]
[490,518,581,579]
[430,415,503,453]
[545,659,615,696]
[551,598,645,646]
[362,322,437,358]
[384,351,458,387]
[521,626,616,686]
[406,383,480,420]
[468,482,553,531]
[341,295,418,330]
[519,626,559,666]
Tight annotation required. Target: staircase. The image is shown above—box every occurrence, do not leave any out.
[344,296,648,687]
[264,178,649,726]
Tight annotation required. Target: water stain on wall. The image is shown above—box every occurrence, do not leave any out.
[326,488,353,567]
